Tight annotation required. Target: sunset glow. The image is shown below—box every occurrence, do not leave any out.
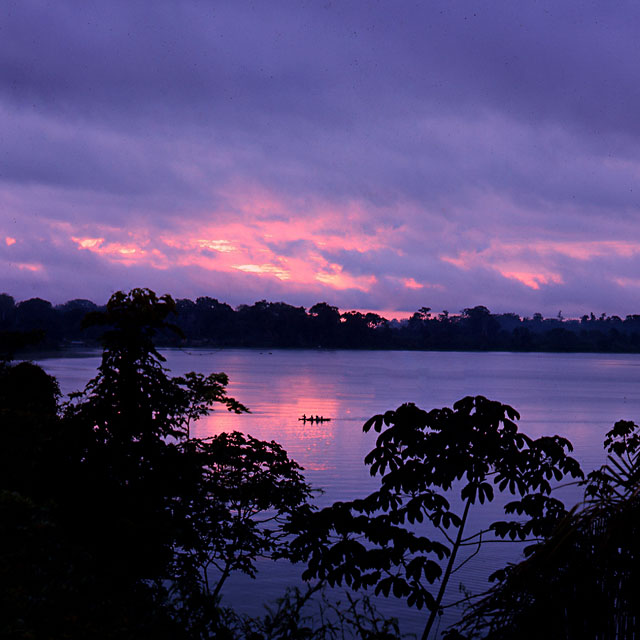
[63,201,396,296]
[233,263,291,280]
[500,271,563,291]
[6,7,640,640]
[3,2,640,317]
[403,278,424,290]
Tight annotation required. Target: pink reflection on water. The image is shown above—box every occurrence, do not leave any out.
[188,373,343,473]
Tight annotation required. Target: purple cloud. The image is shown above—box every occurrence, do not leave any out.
[2,1,640,317]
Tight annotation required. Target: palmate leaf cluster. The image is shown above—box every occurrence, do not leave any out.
[289,396,583,639]
[452,418,640,639]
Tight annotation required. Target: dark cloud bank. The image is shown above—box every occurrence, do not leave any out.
[2,1,640,316]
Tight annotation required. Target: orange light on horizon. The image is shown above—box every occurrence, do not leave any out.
[347,307,415,320]
[5,236,16,246]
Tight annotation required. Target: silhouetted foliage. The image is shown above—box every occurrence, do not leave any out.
[309,302,342,347]
[14,297,61,344]
[0,288,317,638]
[0,361,59,495]
[452,419,640,640]
[0,356,185,638]
[6,286,640,638]
[172,431,312,606]
[56,298,100,342]
[0,329,45,361]
[221,585,405,640]
[290,397,583,640]
[0,490,186,640]
[7,288,640,353]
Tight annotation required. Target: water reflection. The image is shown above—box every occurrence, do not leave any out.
[185,358,345,475]
[36,348,640,636]
[39,348,640,500]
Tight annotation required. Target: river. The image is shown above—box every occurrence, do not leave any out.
[37,348,640,636]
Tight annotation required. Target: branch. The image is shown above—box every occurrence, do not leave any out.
[459,537,543,546]
[460,528,492,544]
[440,585,495,610]
[452,530,483,576]
[437,524,455,546]
[422,497,472,640]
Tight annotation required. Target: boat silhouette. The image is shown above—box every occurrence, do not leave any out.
[298,414,331,423]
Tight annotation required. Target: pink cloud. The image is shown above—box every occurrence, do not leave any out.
[315,269,377,292]
[72,235,169,269]
[15,263,43,272]
[233,263,291,280]
[63,190,397,295]
[614,277,640,289]
[73,236,104,249]
[403,277,424,290]
[441,239,640,291]
[499,271,563,290]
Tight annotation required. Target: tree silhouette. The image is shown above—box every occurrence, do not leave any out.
[290,396,583,640]
[1,288,314,637]
[453,418,640,639]
[309,302,341,347]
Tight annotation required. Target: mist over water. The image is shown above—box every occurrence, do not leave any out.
[39,349,640,635]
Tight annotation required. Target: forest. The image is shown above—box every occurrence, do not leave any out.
[2,289,639,639]
[4,292,640,354]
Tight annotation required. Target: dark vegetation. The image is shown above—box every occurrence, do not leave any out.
[288,399,583,640]
[4,292,640,353]
[2,288,640,639]
[0,290,312,639]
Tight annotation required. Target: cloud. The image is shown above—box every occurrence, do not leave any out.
[2,1,640,316]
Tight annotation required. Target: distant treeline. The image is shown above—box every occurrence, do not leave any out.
[4,293,640,353]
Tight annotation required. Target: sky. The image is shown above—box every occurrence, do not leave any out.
[2,1,640,317]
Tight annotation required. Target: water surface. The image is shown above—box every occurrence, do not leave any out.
[39,349,640,635]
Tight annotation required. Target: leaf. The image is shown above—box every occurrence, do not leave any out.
[392,577,409,598]
[363,415,383,433]
[375,576,393,597]
[461,483,477,503]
